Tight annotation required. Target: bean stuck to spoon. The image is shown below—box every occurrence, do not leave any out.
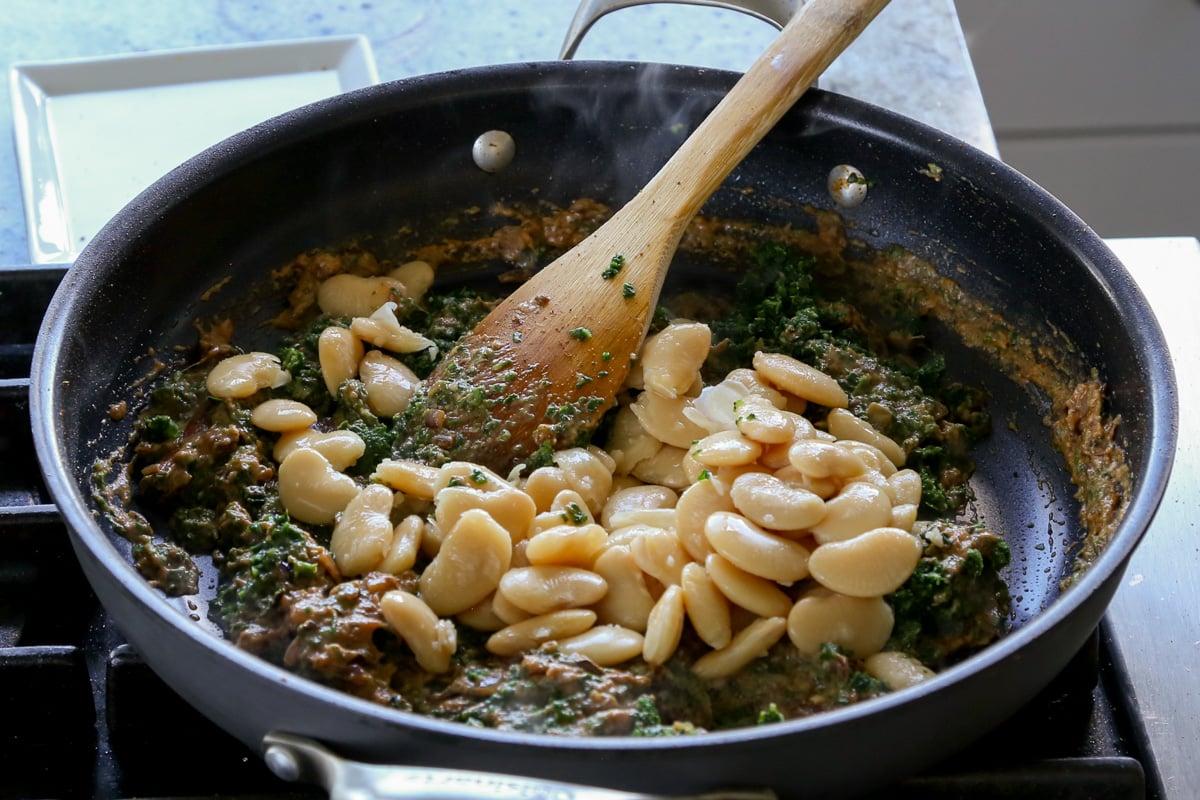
[402,0,891,473]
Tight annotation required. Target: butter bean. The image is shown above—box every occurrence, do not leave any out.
[275,428,366,472]
[380,590,457,673]
[419,508,512,616]
[330,484,395,576]
[809,481,893,544]
[674,478,734,562]
[788,438,869,481]
[807,527,923,597]
[497,566,608,615]
[350,301,437,355]
[734,396,797,445]
[629,526,690,587]
[525,523,608,568]
[387,260,434,301]
[317,326,364,396]
[552,447,614,515]
[690,430,763,468]
[522,466,573,512]
[723,368,787,408]
[490,588,533,625]
[486,609,598,656]
[606,405,662,475]
[629,445,691,490]
[890,503,919,532]
[752,351,848,409]
[886,468,923,507]
[250,398,317,432]
[206,352,290,399]
[681,562,732,649]
[773,465,840,500]
[643,585,686,665]
[640,321,711,400]
[358,349,419,418]
[433,485,536,542]
[787,589,894,658]
[435,462,513,492]
[556,625,644,667]
[692,616,787,680]
[730,471,826,533]
[629,391,709,449]
[277,447,359,525]
[704,511,810,584]
[704,553,792,619]
[606,507,678,532]
[317,273,406,318]
[864,650,935,690]
[834,440,897,477]
[601,484,677,530]
[456,594,508,633]
[379,514,424,575]
[591,545,656,631]
[827,408,906,467]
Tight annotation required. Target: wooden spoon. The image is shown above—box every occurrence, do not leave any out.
[404,0,890,472]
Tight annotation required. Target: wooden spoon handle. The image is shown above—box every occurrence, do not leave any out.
[634,0,890,227]
[410,0,890,472]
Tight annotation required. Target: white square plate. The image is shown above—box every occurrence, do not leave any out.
[10,36,379,264]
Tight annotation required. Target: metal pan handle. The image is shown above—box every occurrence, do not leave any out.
[560,0,807,59]
[263,732,777,800]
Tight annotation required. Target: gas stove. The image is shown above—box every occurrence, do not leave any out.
[3,238,1197,798]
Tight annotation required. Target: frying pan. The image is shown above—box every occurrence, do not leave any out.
[31,62,1176,798]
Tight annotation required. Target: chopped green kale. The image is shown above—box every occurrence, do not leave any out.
[886,520,1011,666]
[214,514,331,635]
[142,415,181,442]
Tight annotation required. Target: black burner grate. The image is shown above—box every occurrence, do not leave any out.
[0,264,1152,799]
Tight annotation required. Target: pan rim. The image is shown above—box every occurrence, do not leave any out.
[31,60,1179,757]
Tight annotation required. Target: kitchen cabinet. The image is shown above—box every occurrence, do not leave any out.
[955,0,1200,237]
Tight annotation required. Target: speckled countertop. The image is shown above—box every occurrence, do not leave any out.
[0,0,993,266]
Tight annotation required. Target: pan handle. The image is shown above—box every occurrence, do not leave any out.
[263,732,778,800]
[559,0,807,59]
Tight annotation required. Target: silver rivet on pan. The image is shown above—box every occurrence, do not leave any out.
[263,745,302,782]
[472,130,516,173]
[827,163,868,208]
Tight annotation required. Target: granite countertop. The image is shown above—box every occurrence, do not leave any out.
[0,0,993,266]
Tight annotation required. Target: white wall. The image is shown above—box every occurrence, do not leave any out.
[955,0,1200,238]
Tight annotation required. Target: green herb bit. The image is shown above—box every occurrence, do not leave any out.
[143,415,181,442]
[622,282,636,299]
[468,468,489,485]
[560,502,590,526]
[601,253,626,280]
[757,703,785,725]
[575,373,594,388]
[697,469,711,481]
[601,351,612,361]
[569,327,592,342]
[447,476,465,487]
[512,331,523,342]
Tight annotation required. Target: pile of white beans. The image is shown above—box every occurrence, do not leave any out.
[203,263,937,692]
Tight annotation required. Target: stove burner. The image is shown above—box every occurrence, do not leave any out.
[0,265,1154,799]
